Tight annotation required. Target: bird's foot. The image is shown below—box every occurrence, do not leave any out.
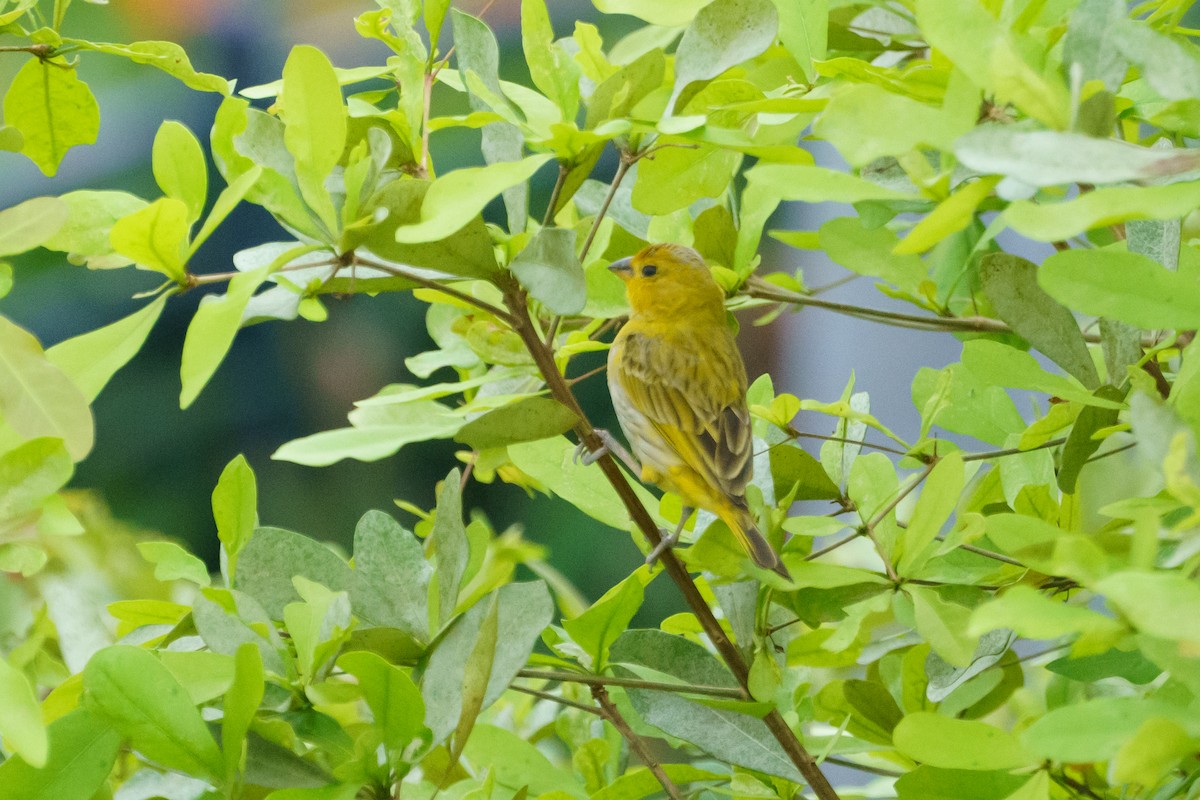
[644,527,682,566]
[574,428,642,473]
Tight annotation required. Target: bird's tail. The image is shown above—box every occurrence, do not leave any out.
[720,504,791,580]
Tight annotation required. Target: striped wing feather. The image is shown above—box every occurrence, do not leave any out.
[614,327,753,499]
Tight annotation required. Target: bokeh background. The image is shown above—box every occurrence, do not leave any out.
[2,0,969,611]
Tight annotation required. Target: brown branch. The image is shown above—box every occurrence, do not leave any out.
[579,150,633,263]
[861,460,937,582]
[517,668,744,699]
[499,277,842,800]
[543,162,569,228]
[962,437,1067,463]
[509,684,602,715]
[352,255,514,324]
[591,684,685,800]
[805,531,861,561]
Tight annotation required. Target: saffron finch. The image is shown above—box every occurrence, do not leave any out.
[600,243,789,578]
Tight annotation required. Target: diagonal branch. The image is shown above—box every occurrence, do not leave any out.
[591,684,685,800]
[499,277,842,800]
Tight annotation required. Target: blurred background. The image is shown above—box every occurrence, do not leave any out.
[1,0,967,613]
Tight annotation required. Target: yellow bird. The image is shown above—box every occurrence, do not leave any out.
[591,243,789,578]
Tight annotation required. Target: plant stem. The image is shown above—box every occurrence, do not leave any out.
[959,542,1026,567]
[510,684,602,715]
[500,279,842,800]
[517,668,745,699]
[962,437,1067,462]
[805,532,861,561]
[785,428,911,458]
[579,151,633,263]
[352,255,514,324]
[543,162,569,228]
[862,460,937,581]
[591,684,685,800]
[418,71,434,179]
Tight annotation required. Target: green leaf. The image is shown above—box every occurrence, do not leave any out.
[222,643,265,782]
[1096,570,1200,643]
[0,438,72,525]
[337,651,426,758]
[0,657,47,768]
[1111,718,1197,787]
[192,595,287,676]
[212,454,258,578]
[422,581,554,743]
[961,339,1124,409]
[40,190,147,267]
[912,364,1025,446]
[585,48,666,128]
[507,437,666,530]
[46,294,167,402]
[897,452,964,576]
[770,0,825,82]
[462,724,585,796]
[431,469,468,627]
[281,45,346,235]
[271,401,467,466]
[895,766,1034,800]
[179,265,273,408]
[350,510,431,639]
[83,646,224,783]
[814,83,970,167]
[0,709,120,800]
[137,541,211,586]
[190,165,264,257]
[909,586,978,667]
[235,527,354,619]
[365,179,500,279]
[609,630,799,781]
[1046,647,1162,685]
[592,0,712,26]
[1111,21,1200,102]
[893,176,998,255]
[109,198,191,282]
[669,0,778,111]
[509,227,586,315]
[0,317,94,461]
[1006,181,1200,242]
[1021,696,1200,762]
[2,60,99,176]
[455,397,579,451]
[394,155,552,243]
[65,39,230,93]
[817,216,925,294]
[521,0,580,118]
[631,139,741,215]
[563,565,654,670]
[1057,387,1122,493]
[0,196,68,257]
[968,584,1123,641]
[1039,248,1200,329]
[152,121,208,222]
[737,163,915,272]
[979,253,1099,389]
[893,712,1036,770]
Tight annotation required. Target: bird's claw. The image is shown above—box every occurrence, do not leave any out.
[573,439,607,466]
[645,527,682,566]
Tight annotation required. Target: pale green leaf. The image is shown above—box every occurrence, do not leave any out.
[909,586,977,667]
[0,657,47,768]
[46,294,167,402]
[235,527,354,619]
[509,227,586,315]
[1039,249,1200,329]
[1096,570,1200,643]
[454,396,579,451]
[893,713,1036,770]
[222,643,264,782]
[212,454,258,577]
[338,651,427,757]
[897,452,964,576]
[393,155,552,243]
[631,139,741,214]
[0,709,120,800]
[136,541,211,586]
[818,216,925,294]
[109,198,191,282]
[83,646,224,783]
[770,0,825,82]
[968,585,1124,640]
[1022,696,1200,762]
[592,0,713,26]
[1006,181,1200,242]
[281,45,346,236]
[2,60,99,176]
[64,39,231,93]
[0,196,68,257]
[961,339,1124,409]
[563,565,654,670]
[670,0,778,111]
[0,318,93,461]
[152,121,208,222]
[814,83,970,167]
[40,190,147,266]
[179,265,272,409]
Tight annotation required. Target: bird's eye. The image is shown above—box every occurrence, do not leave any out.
[641,264,658,277]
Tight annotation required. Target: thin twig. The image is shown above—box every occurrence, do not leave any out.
[579,151,633,263]
[962,437,1067,463]
[805,532,861,561]
[543,162,569,228]
[785,429,911,458]
[824,757,904,778]
[1085,441,1136,463]
[185,259,340,288]
[352,255,514,324]
[958,542,1026,567]
[418,71,433,179]
[566,364,608,386]
[510,684,602,715]
[517,668,744,699]
[592,685,685,800]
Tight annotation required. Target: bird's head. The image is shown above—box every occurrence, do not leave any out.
[608,243,725,322]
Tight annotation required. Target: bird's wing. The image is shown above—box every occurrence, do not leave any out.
[614,326,753,499]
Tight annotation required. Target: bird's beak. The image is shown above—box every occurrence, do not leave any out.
[608,257,634,278]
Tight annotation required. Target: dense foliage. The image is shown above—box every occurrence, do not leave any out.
[2,0,1200,798]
